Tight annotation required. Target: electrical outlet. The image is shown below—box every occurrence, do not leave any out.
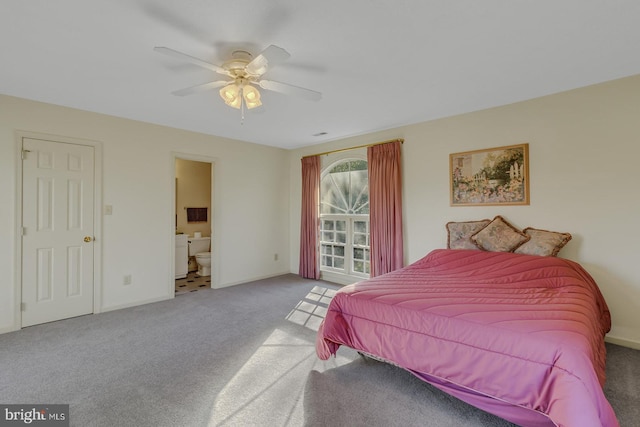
[274,253,278,261]
[123,274,132,285]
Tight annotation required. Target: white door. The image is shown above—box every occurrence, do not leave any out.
[21,138,95,327]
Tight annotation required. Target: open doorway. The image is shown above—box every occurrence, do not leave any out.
[173,155,215,295]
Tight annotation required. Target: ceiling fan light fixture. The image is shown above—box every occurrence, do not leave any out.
[220,84,242,108]
[157,44,321,113]
[227,96,242,109]
[242,84,262,109]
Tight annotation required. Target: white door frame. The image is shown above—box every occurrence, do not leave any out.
[14,131,103,330]
[170,152,219,292]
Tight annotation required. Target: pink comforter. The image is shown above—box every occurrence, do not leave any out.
[316,249,618,427]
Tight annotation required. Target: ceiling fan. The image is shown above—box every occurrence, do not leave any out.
[154,45,322,111]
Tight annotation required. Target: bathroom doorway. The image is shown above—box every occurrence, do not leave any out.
[173,155,216,295]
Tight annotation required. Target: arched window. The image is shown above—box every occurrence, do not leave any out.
[320,159,370,277]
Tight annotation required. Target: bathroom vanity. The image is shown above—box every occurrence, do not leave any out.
[175,234,188,279]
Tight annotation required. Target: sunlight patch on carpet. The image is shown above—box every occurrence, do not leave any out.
[207,327,352,426]
[285,286,337,331]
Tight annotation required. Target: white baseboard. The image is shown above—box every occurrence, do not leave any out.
[213,271,292,289]
[605,335,640,350]
[319,271,362,286]
[0,294,175,335]
[0,325,20,335]
[101,294,173,313]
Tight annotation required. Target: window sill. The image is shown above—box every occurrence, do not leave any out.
[320,270,368,286]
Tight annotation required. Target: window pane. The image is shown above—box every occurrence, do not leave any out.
[334,258,344,269]
[354,221,367,233]
[334,246,345,257]
[336,220,346,231]
[350,160,367,171]
[336,232,346,244]
[321,160,369,215]
[353,171,369,214]
[353,247,364,260]
[353,260,364,273]
[353,193,369,214]
[322,220,334,231]
[320,176,348,214]
[322,232,334,242]
[330,163,349,173]
[331,173,350,203]
[322,256,332,267]
[321,245,331,255]
[354,234,367,246]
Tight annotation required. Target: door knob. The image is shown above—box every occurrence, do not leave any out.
[84,236,92,242]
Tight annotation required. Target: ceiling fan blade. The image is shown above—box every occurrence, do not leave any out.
[154,47,228,76]
[171,80,230,96]
[246,45,291,76]
[259,80,322,102]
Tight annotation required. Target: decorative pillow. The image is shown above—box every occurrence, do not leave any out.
[514,227,572,257]
[446,219,491,250]
[471,216,530,252]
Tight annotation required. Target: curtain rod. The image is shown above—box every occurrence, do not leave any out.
[302,138,404,159]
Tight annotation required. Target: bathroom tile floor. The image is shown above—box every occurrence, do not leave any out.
[175,272,211,296]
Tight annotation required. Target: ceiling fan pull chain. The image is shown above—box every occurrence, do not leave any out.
[240,93,246,125]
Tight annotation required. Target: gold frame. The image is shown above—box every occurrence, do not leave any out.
[450,143,529,206]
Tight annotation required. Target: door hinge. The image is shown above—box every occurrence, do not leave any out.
[22,227,26,236]
[21,149,31,160]
[21,302,26,312]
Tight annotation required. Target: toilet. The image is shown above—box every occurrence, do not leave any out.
[188,236,211,277]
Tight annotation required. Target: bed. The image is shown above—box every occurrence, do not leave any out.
[316,249,618,427]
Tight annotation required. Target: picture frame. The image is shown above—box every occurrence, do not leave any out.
[450,143,529,206]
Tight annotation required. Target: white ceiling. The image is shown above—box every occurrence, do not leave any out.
[2,1,640,150]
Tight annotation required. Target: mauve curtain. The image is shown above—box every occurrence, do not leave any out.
[368,141,404,277]
[299,155,321,279]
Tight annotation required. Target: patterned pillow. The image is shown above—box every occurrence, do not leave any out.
[446,219,491,250]
[514,227,572,257]
[471,215,530,252]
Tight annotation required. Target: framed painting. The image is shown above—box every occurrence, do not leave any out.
[450,143,529,206]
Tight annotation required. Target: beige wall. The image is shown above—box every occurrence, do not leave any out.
[3,75,639,347]
[0,95,290,334]
[289,74,640,348]
[175,158,212,237]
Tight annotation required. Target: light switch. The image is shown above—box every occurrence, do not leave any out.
[104,205,113,215]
